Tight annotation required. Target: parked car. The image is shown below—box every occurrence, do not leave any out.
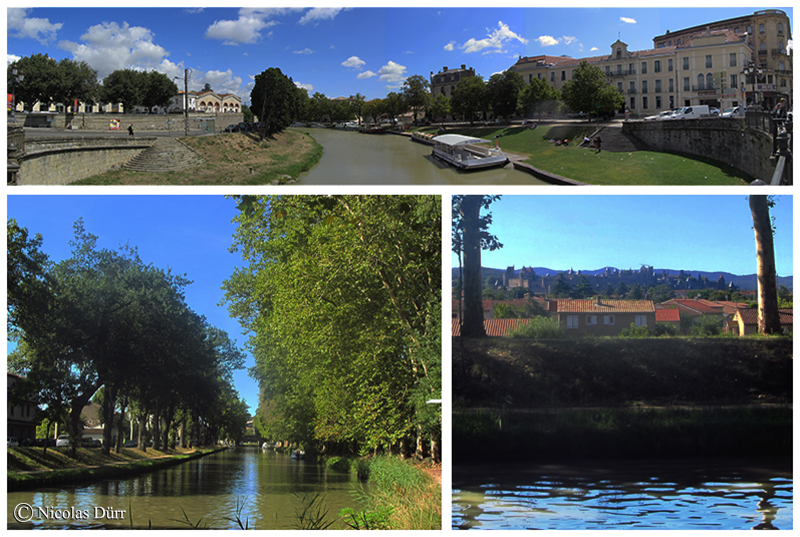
[709,107,720,116]
[223,124,237,133]
[644,110,674,121]
[663,105,710,120]
[7,437,19,447]
[721,106,747,118]
[56,434,70,447]
[124,440,138,448]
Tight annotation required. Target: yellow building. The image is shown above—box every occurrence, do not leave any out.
[510,9,791,117]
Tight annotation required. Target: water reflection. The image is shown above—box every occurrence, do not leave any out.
[296,128,547,185]
[9,448,366,529]
[453,458,792,529]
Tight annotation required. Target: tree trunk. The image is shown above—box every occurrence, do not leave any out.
[137,413,147,452]
[460,196,486,337]
[749,196,781,334]
[152,400,161,451]
[102,385,117,455]
[114,396,127,454]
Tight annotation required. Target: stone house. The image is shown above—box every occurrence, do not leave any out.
[730,307,793,335]
[556,298,656,336]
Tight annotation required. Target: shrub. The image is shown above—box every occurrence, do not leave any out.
[620,323,651,338]
[324,457,350,473]
[507,316,566,339]
[653,322,679,337]
[689,315,724,336]
[367,456,426,494]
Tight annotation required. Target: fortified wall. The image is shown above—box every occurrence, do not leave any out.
[15,137,155,185]
[623,118,775,182]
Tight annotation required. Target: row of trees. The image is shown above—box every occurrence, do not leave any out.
[8,219,250,456]
[223,196,441,460]
[8,53,178,113]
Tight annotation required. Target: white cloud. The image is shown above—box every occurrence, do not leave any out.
[377,60,407,86]
[341,56,366,69]
[444,41,455,51]
[621,17,637,24]
[590,46,599,52]
[462,21,528,54]
[298,8,345,25]
[295,81,313,92]
[195,68,244,96]
[184,8,204,14]
[357,70,377,80]
[59,22,171,80]
[204,8,301,44]
[534,35,559,47]
[294,48,314,54]
[8,54,21,65]
[8,8,63,44]
[562,36,577,45]
[205,15,278,45]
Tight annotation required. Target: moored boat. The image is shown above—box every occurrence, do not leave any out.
[359,124,386,134]
[410,131,436,145]
[430,134,508,170]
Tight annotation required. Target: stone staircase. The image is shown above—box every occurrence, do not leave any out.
[590,125,652,152]
[124,137,204,172]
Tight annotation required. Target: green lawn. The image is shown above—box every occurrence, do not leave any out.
[429,125,751,185]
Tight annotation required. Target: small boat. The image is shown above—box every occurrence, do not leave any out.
[290,449,305,459]
[431,134,508,170]
[359,124,386,134]
[410,132,436,145]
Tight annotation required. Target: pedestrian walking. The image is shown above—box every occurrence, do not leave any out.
[771,98,788,155]
[128,124,134,137]
[594,136,602,152]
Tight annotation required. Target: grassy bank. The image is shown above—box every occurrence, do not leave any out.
[75,130,322,185]
[455,337,792,408]
[8,446,221,491]
[329,456,441,530]
[453,337,792,461]
[428,124,751,185]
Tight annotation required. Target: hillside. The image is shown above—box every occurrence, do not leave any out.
[451,266,793,291]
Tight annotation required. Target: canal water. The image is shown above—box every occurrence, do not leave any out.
[453,457,792,530]
[8,447,368,529]
[296,128,546,185]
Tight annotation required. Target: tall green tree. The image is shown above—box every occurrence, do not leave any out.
[402,74,430,123]
[430,93,452,121]
[250,67,300,138]
[224,196,441,459]
[451,76,487,124]
[560,60,624,116]
[55,59,99,111]
[102,69,148,113]
[349,92,366,125]
[383,92,408,123]
[487,70,524,119]
[142,71,178,111]
[518,77,560,118]
[7,54,60,111]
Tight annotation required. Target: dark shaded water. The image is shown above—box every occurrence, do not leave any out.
[296,128,546,184]
[453,457,792,530]
[8,448,366,529]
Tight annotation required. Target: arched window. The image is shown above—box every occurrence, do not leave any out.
[706,73,713,88]
[697,74,705,89]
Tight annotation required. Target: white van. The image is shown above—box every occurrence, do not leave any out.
[664,105,710,120]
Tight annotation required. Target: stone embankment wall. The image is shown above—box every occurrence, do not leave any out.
[18,138,155,185]
[623,118,774,181]
[21,112,243,132]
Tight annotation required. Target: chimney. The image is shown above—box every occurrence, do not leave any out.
[596,296,602,306]
[443,66,448,72]
[461,64,466,69]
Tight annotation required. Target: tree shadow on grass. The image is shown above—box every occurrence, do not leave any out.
[657,150,755,182]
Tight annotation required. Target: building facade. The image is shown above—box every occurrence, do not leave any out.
[430,65,476,99]
[510,9,791,117]
[555,298,656,336]
[7,372,38,443]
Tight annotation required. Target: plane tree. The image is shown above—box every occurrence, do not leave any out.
[560,60,624,117]
[748,195,781,334]
[223,195,441,459]
[451,76,488,124]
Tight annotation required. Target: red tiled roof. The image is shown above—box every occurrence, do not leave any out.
[655,309,681,323]
[735,308,793,326]
[660,299,722,315]
[451,318,531,337]
[556,299,655,313]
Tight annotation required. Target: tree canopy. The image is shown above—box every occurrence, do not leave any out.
[487,70,525,119]
[451,76,487,124]
[250,67,304,137]
[223,196,441,459]
[560,60,624,116]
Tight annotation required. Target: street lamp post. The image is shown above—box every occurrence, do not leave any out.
[743,62,762,108]
[173,69,190,137]
[9,68,24,123]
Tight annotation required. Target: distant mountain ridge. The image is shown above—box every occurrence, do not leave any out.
[451,266,793,291]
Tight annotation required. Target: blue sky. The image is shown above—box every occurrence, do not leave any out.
[7,7,785,103]
[453,195,793,277]
[7,195,260,415]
